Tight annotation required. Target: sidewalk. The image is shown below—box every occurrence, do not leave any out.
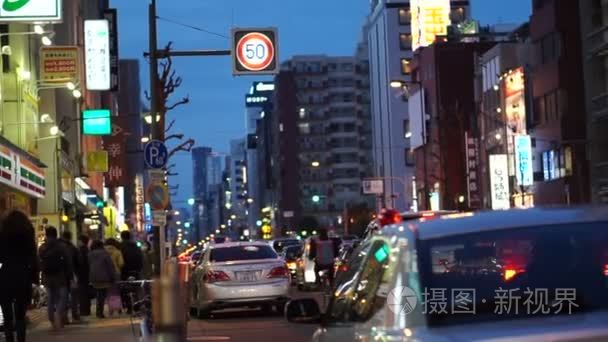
[27,314,138,342]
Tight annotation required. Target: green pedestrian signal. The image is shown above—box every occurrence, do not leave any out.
[312,195,320,203]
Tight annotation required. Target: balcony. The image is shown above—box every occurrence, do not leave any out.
[591,92,608,121]
[587,23,608,58]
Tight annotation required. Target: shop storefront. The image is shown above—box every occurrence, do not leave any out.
[0,141,45,216]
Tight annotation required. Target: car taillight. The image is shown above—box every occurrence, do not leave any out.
[604,264,608,277]
[286,262,297,269]
[379,209,402,226]
[422,212,436,218]
[267,266,289,279]
[205,270,230,283]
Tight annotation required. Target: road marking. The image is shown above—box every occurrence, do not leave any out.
[188,337,231,341]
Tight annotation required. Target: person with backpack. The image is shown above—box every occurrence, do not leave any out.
[0,210,39,342]
[59,231,81,324]
[308,228,340,287]
[88,240,116,318]
[39,226,72,330]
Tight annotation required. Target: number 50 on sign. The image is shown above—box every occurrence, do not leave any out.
[232,27,279,76]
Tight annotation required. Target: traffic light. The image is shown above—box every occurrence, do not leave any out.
[96,200,105,209]
[312,195,320,203]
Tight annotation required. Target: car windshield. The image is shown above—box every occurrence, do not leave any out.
[210,245,277,262]
[273,239,300,253]
[421,222,608,327]
[283,246,302,260]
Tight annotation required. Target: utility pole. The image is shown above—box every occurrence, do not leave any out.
[148,0,164,277]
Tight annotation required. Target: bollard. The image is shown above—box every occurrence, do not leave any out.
[153,260,186,341]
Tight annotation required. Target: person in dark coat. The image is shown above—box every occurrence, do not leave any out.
[119,231,143,313]
[77,235,91,316]
[88,240,116,318]
[0,210,39,342]
[60,231,81,324]
[39,226,72,330]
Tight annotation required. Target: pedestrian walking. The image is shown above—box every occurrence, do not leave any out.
[89,240,116,318]
[0,210,39,342]
[77,235,91,316]
[119,231,143,314]
[104,238,124,277]
[141,241,155,280]
[60,231,81,324]
[39,226,72,331]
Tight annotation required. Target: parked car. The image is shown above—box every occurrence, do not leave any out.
[286,207,608,341]
[190,241,291,317]
[271,238,301,254]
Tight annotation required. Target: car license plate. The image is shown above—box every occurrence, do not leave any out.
[236,271,257,282]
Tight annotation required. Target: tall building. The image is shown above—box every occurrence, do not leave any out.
[528,0,589,204]
[229,138,248,236]
[244,81,275,233]
[367,0,470,211]
[208,155,223,187]
[191,146,213,239]
[411,41,495,211]
[276,46,374,230]
[580,0,608,203]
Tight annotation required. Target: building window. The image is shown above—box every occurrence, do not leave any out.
[403,120,411,139]
[401,59,411,75]
[405,149,415,166]
[298,123,310,135]
[538,33,561,64]
[399,34,412,50]
[398,8,410,25]
[450,7,465,23]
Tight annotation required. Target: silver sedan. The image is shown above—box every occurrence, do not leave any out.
[190,241,291,318]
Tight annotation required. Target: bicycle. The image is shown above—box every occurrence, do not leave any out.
[118,279,154,342]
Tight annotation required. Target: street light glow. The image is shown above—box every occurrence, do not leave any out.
[34,25,45,35]
[49,126,60,136]
[311,161,320,167]
[141,136,150,143]
[312,195,320,203]
[495,133,502,140]
[390,81,404,88]
[187,198,195,206]
[72,89,82,98]
[41,36,52,46]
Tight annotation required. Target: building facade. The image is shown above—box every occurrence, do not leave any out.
[277,49,374,231]
[229,138,248,236]
[191,146,213,239]
[579,0,608,203]
[528,0,589,204]
[367,0,470,211]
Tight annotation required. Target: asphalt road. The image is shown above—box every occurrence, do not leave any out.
[187,288,322,342]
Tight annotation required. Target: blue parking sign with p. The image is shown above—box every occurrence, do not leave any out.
[144,140,168,169]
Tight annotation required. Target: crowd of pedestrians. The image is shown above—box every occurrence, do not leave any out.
[0,210,155,342]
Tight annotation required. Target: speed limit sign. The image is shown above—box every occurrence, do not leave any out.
[232,28,279,75]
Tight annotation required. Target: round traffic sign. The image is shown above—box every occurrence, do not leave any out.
[236,32,275,71]
[147,183,169,211]
[144,140,168,169]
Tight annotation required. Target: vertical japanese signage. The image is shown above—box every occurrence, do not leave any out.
[134,174,145,232]
[103,115,128,187]
[464,132,481,209]
[410,0,451,51]
[103,9,119,91]
[504,67,526,134]
[84,19,110,90]
[514,135,533,187]
[489,154,510,210]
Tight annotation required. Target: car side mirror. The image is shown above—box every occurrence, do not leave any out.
[285,298,321,324]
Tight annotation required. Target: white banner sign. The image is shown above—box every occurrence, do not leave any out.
[84,19,110,90]
[362,179,384,195]
[489,154,510,210]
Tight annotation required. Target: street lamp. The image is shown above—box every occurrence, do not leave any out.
[187,198,195,206]
[311,161,320,167]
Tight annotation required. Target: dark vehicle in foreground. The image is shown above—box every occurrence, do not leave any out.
[286,207,608,341]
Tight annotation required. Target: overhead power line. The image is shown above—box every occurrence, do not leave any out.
[156,16,229,39]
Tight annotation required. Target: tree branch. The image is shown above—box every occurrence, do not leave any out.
[164,119,176,133]
[166,96,190,110]
[164,133,184,142]
[168,139,195,158]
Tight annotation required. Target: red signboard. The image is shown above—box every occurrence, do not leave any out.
[103,115,129,187]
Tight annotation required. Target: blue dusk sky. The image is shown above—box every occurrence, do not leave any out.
[110,0,532,203]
